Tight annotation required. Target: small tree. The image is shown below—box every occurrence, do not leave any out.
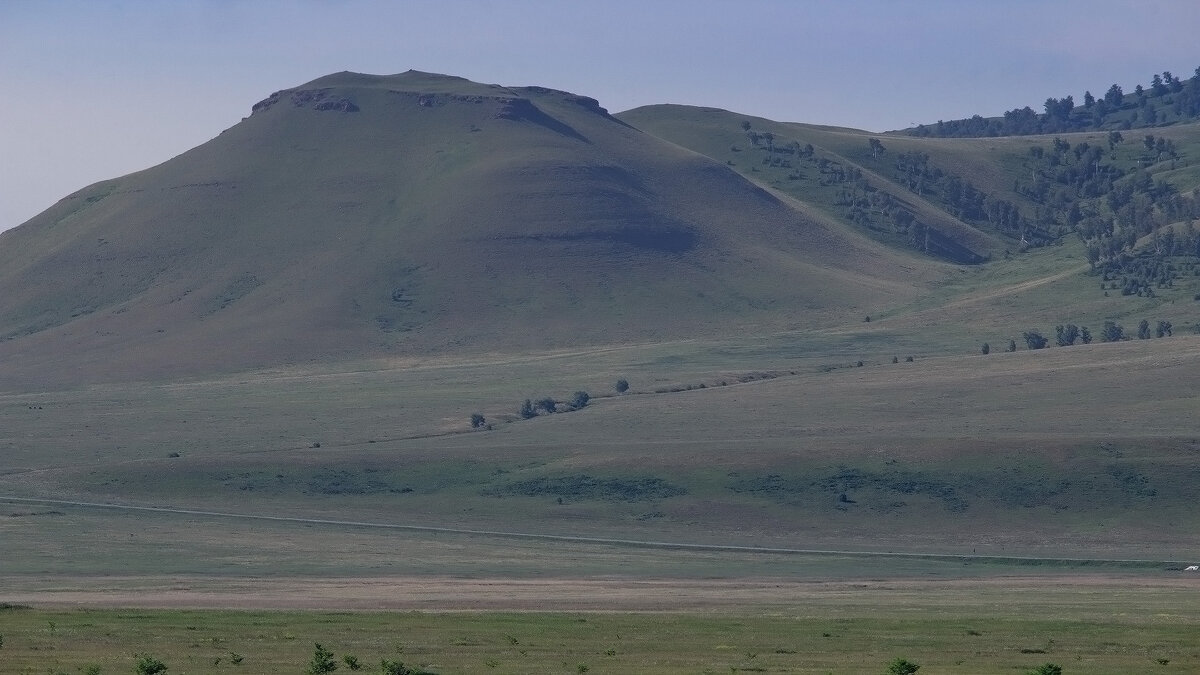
[1101,321,1125,342]
[615,378,629,393]
[1023,331,1048,350]
[1026,664,1062,675]
[1156,320,1172,338]
[343,654,361,670]
[887,657,920,675]
[1079,326,1092,344]
[519,399,536,419]
[570,391,591,409]
[535,397,558,414]
[1007,339,1017,352]
[981,342,990,355]
[136,654,169,675]
[307,643,338,674]
[470,413,486,429]
[1055,324,1079,346]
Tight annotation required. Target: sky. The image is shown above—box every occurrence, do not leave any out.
[2,0,1199,231]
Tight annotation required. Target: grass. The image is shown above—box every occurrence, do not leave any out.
[2,582,1199,674]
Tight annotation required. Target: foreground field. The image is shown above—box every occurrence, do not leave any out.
[2,578,1198,674]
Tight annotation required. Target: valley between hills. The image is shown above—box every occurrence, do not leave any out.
[3,69,1200,673]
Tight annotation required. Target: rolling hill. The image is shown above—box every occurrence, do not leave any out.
[0,71,937,387]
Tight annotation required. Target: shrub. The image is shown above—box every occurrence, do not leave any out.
[535,397,558,414]
[1137,319,1151,339]
[343,654,361,670]
[904,355,914,362]
[380,660,412,675]
[615,378,629,393]
[1026,664,1062,675]
[1023,331,1048,349]
[470,413,486,429]
[135,654,169,675]
[1101,321,1125,342]
[570,391,591,409]
[1007,339,1017,352]
[887,657,920,674]
[307,643,338,674]
[519,399,536,419]
[981,342,990,355]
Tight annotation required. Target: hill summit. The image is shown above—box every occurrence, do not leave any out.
[0,71,929,384]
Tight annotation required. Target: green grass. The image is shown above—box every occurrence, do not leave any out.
[2,583,1199,674]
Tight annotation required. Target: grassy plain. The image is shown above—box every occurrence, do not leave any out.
[3,580,1199,674]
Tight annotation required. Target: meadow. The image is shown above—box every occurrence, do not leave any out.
[2,579,1199,674]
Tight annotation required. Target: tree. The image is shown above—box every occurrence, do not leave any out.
[1007,339,1017,352]
[981,342,990,355]
[535,397,558,414]
[1027,664,1062,675]
[1080,326,1092,344]
[1055,324,1079,346]
[615,378,629,393]
[1138,319,1152,339]
[1104,83,1124,107]
[868,137,885,159]
[740,120,751,132]
[135,655,169,675]
[1156,320,1173,338]
[519,399,536,419]
[1101,321,1125,342]
[1023,330,1048,350]
[470,413,486,429]
[570,391,591,409]
[887,657,921,675]
[307,643,338,674]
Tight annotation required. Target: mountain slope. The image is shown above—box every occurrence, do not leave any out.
[0,71,937,386]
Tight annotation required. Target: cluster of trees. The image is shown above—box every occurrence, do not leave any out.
[998,319,1174,352]
[518,391,591,419]
[891,149,1047,245]
[1004,132,1200,298]
[909,68,1200,137]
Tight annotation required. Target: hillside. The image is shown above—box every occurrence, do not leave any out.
[0,71,936,387]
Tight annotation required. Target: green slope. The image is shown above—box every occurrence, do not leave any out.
[0,71,937,386]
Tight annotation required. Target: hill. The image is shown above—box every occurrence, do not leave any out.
[0,71,935,387]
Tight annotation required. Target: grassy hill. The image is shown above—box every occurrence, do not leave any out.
[3,70,1200,580]
[0,71,936,387]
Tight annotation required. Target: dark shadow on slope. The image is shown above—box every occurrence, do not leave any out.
[495,98,590,143]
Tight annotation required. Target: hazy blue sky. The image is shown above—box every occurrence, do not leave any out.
[2,0,1198,231]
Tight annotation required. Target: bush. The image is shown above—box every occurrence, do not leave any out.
[519,399,536,419]
[1101,321,1125,342]
[615,378,629,393]
[1023,331,1048,349]
[981,342,990,355]
[343,654,361,670]
[535,397,558,414]
[570,391,591,409]
[380,661,412,675]
[1026,664,1062,675]
[135,654,169,675]
[307,643,338,674]
[1007,339,1017,352]
[887,657,920,674]
[470,413,486,429]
